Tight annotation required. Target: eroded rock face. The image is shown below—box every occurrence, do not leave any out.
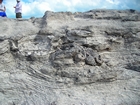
[0,9,140,105]
[50,43,103,68]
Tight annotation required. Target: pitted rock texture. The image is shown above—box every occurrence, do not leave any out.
[0,9,140,105]
[50,43,103,68]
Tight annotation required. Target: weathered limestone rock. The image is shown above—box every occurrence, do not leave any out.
[0,40,9,54]
[0,9,140,105]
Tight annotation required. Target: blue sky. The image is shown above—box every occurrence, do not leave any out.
[3,0,140,19]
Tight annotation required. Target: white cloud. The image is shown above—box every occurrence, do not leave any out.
[71,0,82,6]
[22,1,52,17]
[106,0,120,5]
[106,0,114,4]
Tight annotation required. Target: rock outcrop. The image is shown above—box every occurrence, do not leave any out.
[0,9,140,105]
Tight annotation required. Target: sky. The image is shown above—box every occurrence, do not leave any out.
[3,0,140,19]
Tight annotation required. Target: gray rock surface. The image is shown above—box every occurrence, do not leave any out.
[0,9,140,105]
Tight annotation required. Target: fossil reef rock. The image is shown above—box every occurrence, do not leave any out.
[0,9,140,105]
